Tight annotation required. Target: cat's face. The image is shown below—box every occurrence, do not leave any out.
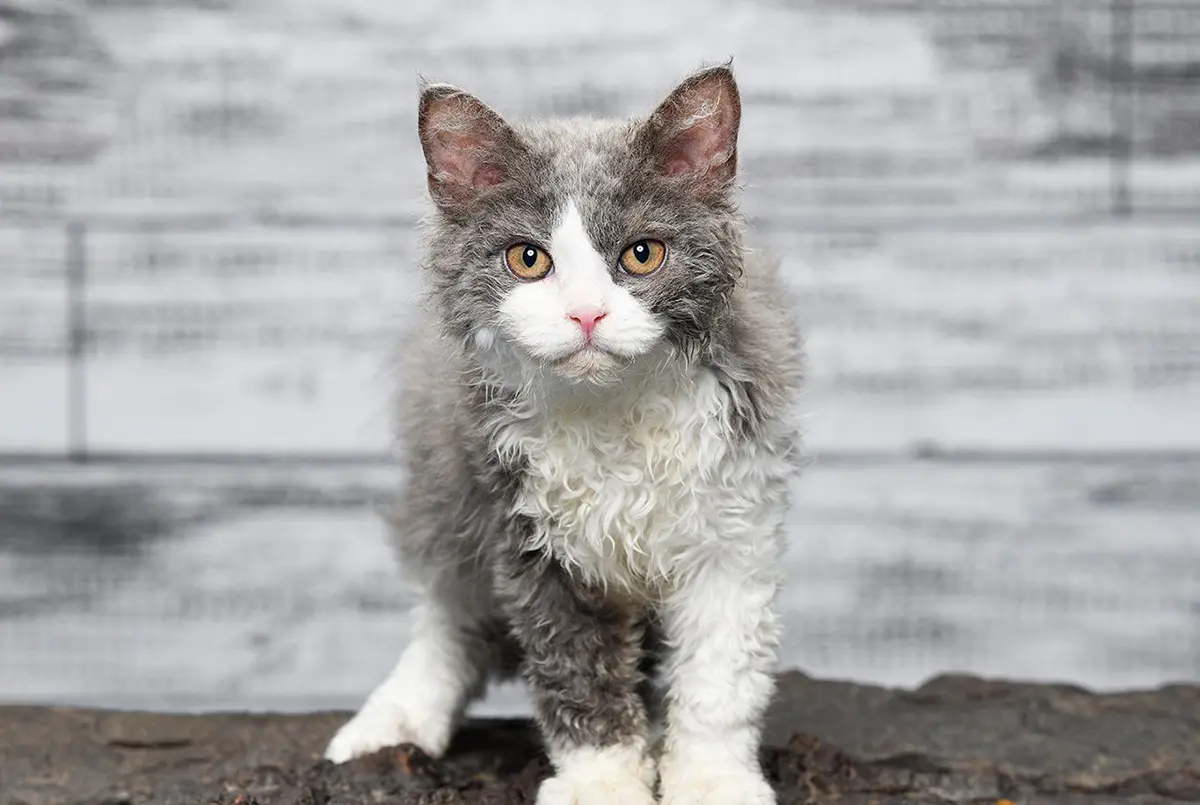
[418,67,744,386]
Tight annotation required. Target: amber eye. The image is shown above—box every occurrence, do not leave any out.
[619,239,666,276]
[504,243,553,280]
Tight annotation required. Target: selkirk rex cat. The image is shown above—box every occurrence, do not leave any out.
[326,65,804,805]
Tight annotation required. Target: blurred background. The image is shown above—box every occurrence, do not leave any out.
[1,0,1198,715]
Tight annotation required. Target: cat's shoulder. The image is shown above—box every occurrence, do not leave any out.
[395,323,476,433]
[738,246,794,312]
[732,245,803,367]
[703,243,805,437]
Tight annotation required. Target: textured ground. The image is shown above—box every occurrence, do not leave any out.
[3,672,1199,805]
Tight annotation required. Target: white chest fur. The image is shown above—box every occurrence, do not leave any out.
[496,366,793,596]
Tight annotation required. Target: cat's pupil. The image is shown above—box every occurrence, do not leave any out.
[634,242,648,262]
[523,247,537,268]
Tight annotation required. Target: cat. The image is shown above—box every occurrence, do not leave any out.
[325,64,804,805]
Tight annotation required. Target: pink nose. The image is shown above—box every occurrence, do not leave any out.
[568,309,607,341]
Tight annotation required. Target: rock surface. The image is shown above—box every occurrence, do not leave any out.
[2,672,1198,805]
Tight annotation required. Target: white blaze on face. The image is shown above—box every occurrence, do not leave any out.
[496,201,663,365]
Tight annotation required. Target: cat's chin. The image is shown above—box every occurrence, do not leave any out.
[549,347,627,386]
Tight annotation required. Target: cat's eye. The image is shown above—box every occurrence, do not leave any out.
[505,243,553,280]
[619,240,666,276]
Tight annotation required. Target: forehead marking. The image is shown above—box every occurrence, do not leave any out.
[548,200,612,300]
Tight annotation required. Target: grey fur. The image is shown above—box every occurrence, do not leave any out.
[494,527,650,749]
[379,65,803,764]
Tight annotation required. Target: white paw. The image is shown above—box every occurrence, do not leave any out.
[324,700,449,764]
[535,771,655,805]
[536,743,656,805]
[659,759,775,805]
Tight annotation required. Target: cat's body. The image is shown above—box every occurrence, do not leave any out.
[326,67,804,805]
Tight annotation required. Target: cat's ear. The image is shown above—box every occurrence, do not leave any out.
[418,82,521,212]
[638,65,741,198]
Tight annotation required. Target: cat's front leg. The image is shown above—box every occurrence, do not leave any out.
[658,557,781,805]
[495,536,656,805]
[324,571,497,763]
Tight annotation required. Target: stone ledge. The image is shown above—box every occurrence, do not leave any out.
[3,672,1198,805]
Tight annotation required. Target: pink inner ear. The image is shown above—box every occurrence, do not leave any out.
[431,130,504,189]
[471,163,504,188]
[657,85,738,181]
[663,157,693,176]
[663,118,728,176]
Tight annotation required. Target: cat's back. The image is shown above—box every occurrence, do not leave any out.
[396,322,472,450]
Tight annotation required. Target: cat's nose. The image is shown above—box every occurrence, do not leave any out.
[568,309,607,341]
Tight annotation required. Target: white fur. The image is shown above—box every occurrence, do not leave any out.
[497,201,663,364]
[659,756,776,805]
[537,742,656,805]
[324,599,483,763]
[496,361,792,597]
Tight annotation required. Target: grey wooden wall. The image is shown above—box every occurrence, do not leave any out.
[0,0,1197,707]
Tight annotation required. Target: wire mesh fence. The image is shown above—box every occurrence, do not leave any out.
[0,0,1198,710]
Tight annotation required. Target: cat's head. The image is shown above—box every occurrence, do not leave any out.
[418,65,744,387]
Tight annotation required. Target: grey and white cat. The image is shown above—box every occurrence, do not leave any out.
[325,65,804,805]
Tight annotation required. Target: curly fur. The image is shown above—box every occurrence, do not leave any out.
[327,64,804,805]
